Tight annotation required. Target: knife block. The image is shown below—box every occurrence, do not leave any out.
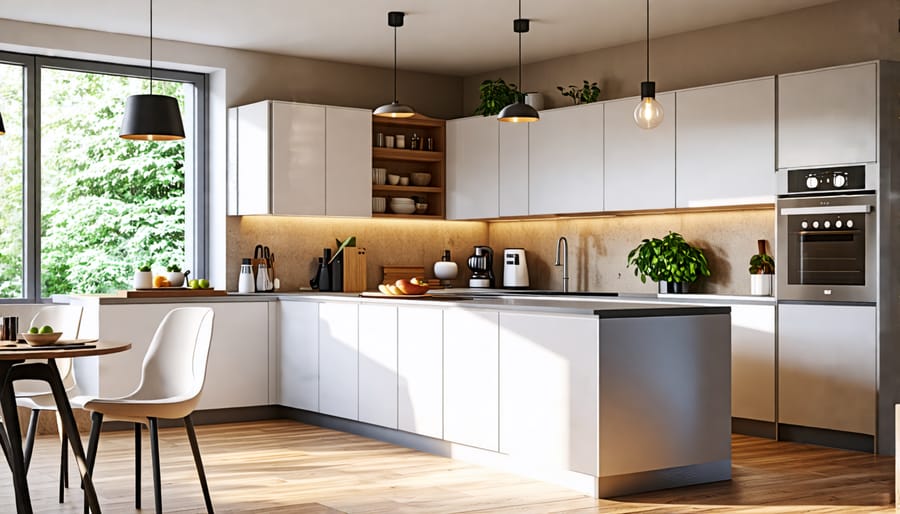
[342,248,367,293]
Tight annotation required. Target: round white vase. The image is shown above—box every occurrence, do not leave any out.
[750,274,773,296]
[133,271,152,289]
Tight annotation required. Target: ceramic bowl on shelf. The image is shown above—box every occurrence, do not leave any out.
[415,203,429,214]
[372,197,386,213]
[390,198,416,214]
[387,174,400,185]
[410,172,431,186]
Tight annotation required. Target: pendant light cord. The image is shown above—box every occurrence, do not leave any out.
[149,0,154,94]
[645,0,650,82]
[393,24,398,103]
[518,0,523,92]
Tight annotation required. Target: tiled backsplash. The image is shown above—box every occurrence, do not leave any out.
[229,208,774,295]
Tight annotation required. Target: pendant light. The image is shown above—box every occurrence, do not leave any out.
[633,0,663,129]
[374,11,415,118]
[120,0,185,141]
[0,112,5,135]
[498,0,539,123]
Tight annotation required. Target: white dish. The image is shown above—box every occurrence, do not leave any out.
[391,203,416,214]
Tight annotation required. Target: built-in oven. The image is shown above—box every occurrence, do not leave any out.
[776,164,877,303]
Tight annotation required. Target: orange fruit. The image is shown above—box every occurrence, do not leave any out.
[153,275,171,288]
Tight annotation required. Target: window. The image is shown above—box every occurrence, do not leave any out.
[0,52,207,301]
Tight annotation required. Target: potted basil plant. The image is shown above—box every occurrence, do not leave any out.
[626,232,711,294]
[474,78,523,116]
[749,239,775,296]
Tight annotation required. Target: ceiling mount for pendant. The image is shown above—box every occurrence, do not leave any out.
[498,0,539,123]
[120,0,186,141]
[633,0,663,129]
[374,11,415,119]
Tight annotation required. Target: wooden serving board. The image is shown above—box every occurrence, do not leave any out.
[382,265,426,285]
[118,289,228,298]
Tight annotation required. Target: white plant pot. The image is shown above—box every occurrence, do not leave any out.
[165,271,186,287]
[524,92,544,111]
[750,274,773,296]
[133,271,152,289]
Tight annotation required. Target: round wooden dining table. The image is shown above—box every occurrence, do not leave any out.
[0,340,131,514]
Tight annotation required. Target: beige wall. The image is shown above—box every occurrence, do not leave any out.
[463,0,898,113]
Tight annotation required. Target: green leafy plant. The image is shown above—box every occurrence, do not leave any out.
[166,264,181,273]
[136,263,152,273]
[749,239,775,274]
[626,232,711,284]
[557,80,601,105]
[474,78,523,116]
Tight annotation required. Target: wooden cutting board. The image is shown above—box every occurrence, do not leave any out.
[382,265,426,285]
[118,289,229,298]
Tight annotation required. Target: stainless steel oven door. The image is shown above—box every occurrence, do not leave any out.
[776,193,876,302]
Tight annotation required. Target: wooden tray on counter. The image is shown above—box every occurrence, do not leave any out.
[118,289,228,298]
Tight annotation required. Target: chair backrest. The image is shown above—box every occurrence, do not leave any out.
[14,305,84,396]
[130,307,215,407]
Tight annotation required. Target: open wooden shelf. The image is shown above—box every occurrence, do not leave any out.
[373,185,443,194]
[373,213,444,220]
[373,148,443,163]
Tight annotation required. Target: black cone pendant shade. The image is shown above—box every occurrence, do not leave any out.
[498,3,538,123]
[374,11,415,118]
[120,0,185,140]
[0,112,5,135]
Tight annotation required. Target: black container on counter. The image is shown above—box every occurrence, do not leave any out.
[315,249,332,291]
[331,251,344,292]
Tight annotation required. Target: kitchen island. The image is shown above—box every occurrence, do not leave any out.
[62,292,731,498]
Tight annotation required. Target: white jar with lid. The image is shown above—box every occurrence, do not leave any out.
[238,258,255,293]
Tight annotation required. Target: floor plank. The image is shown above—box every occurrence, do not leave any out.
[0,419,893,513]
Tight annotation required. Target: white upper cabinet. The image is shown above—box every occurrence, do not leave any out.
[676,77,775,207]
[604,92,675,211]
[528,103,605,215]
[229,100,371,216]
[446,116,499,220]
[777,62,878,169]
[498,123,529,217]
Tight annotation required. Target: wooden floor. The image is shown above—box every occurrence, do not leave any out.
[0,419,894,513]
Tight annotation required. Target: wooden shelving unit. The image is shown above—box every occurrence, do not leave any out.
[372,114,446,218]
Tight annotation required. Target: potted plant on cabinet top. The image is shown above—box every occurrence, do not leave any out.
[626,231,711,294]
[749,239,775,296]
[557,80,601,105]
[474,78,523,116]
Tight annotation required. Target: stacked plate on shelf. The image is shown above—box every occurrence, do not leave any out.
[390,197,416,214]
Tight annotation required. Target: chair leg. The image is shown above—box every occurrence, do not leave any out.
[0,421,9,465]
[23,409,40,472]
[83,411,103,514]
[149,417,163,514]
[184,415,214,513]
[134,423,141,509]
[59,432,68,503]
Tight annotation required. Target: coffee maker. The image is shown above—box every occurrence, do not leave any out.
[467,246,495,288]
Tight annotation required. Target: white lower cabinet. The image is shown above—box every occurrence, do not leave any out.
[278,301,319,411]
[778,303,876,434]
[443,309,499,451]
[498,312,599,475]
[358,304,398,428]
[730,304,775,422]
[397,306,443,439]
[318,302,359,420]
[82,302,270,410]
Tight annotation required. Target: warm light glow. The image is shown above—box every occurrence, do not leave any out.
[633,97,664,129]
[377,111,416,119]
[499,115,539,123]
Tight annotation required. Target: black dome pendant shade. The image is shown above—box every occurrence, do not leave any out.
[499,3,538,123]
[374,11,415,118]
[0,112,5,135]
[120,0,185,141]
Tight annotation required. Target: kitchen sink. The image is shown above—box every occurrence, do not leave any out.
[457,289,618,297]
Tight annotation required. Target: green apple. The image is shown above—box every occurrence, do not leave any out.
[39,325,54,334]
[189,279,199,289]
[29,326,39,334]
[198,278,209,289]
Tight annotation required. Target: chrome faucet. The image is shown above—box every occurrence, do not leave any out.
[554,236,569,292]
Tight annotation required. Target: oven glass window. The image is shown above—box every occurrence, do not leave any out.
[787,214,866,286]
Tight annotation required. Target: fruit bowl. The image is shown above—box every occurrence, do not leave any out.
[21,332,63,346]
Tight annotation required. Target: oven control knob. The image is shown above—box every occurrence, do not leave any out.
[806,176,819,189]
[835,220,843,228]
[812,221,820,229]
[824,220,831,228]
[846,219,854,228]
[833,174,847,188]
[801,221,809,229]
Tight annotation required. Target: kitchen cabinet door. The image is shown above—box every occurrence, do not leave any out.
[325,106,372,216]
[778,62,877,168]
[499,312,599,475]
[318,302,359,420]
[446,116,499,220]
[778,303,876,435]
[397,306,443,439]
[278,301,319,412]
[86,302,270,410]
[528,103,605,215]
[604,93,675,211]
[730,304,775,422]
[270,101,327,215]
[499,122,529,217]
[358,304,398,429]
[676,77,775,207]
[443,309,499,451]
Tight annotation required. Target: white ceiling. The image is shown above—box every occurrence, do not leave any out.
[1,0,839,76]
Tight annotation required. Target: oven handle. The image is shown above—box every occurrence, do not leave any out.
[780,204,872,215]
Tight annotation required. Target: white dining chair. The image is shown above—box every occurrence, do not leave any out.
[76,307,215,514]
[11,304,83,502]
